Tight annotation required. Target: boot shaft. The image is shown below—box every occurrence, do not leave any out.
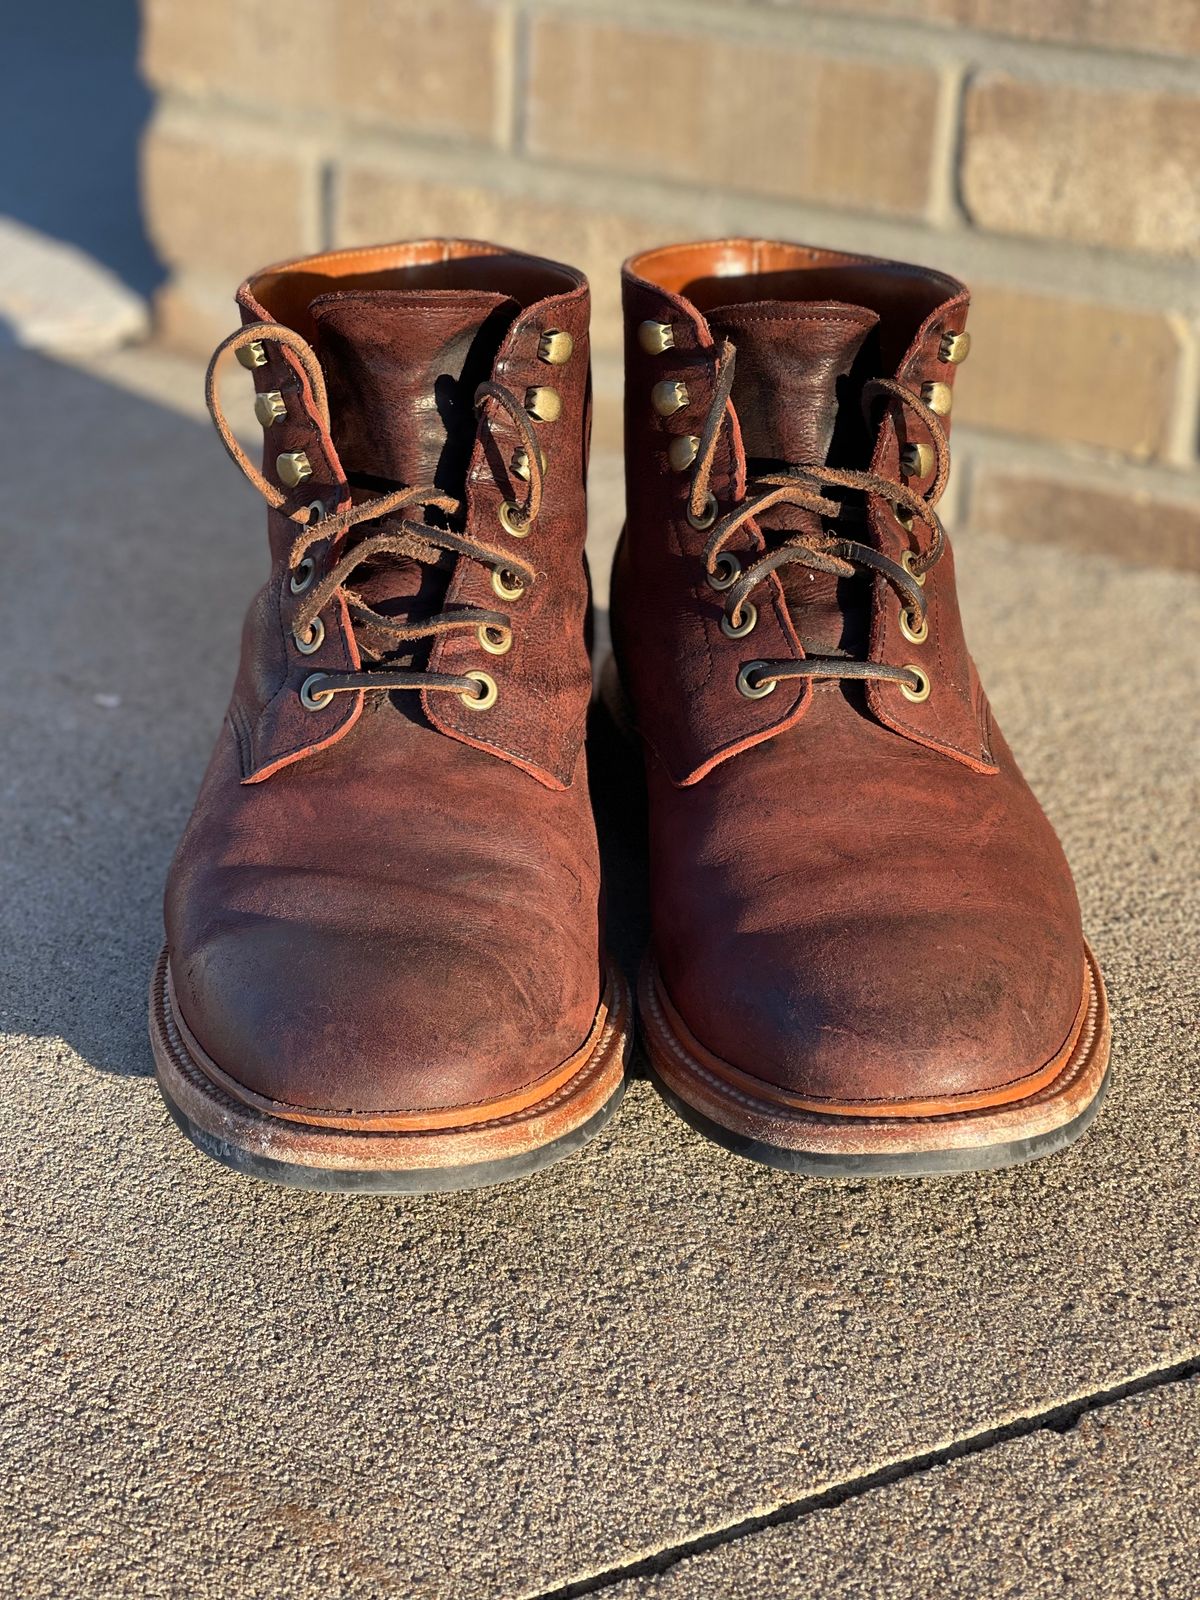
[613,239,988,786]
[219,240,595,789]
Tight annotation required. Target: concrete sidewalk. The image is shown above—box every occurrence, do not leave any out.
[1,343,1197,1599]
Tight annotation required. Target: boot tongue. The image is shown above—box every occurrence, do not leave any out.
[310,287,521,495]
[706,300,879,468]
[307,287,521,664]
[707,299,880,656]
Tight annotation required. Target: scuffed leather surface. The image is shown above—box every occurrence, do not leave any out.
[168,709,601,1112]
[612,274,812,786]
[614,239,989,783]
[615,239,1087,1103]
[164,241,603,1109]
[643,692,1084,1102]
[426,275,594,787]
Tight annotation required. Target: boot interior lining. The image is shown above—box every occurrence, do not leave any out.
[248,244,581,338]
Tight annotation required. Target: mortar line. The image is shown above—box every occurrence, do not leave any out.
[525,0,1200,88]
[524,1353,1200,1600]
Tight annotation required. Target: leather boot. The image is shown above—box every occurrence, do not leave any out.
[610,240,1110,1176]
[151,240,631,1191]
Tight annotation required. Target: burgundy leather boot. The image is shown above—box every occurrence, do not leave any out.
[150,240,631,1191]
[610,240,1110,1176]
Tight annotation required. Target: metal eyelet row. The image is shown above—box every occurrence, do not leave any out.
[498,335,570,544]
[734,661,931,703]
[640,320,736,626]
[896,326,969,488]
[894,330,961,699]
[643,320,750,645]
[235,340,314,487]
[639,320,695,473]
[889,335,959,701]
[898,536,930,664]
[290,502,327,663]
[476,330,575,704]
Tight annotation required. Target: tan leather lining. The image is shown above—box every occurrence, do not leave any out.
[626,239,961,333]
[245,239,584,341]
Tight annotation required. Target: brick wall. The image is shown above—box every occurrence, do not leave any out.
[140,0,1200,568]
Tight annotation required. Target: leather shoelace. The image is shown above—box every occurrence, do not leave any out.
[207,322,545,710]
[688,340,950,699]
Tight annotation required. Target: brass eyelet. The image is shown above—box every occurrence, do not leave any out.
[478,624,512,656]
[293,616,325,655]
[707,553,741,592]
[687,492,718,531]
[276,450,313,488]
[736,661,777,700]
[461,671,497,711]
[900,666,931,703]
[306,499,327,523]
[289,557,315,594]
[721,602,757,640]
[538,330,573,365]
[492,569,525,601]
[899,608,928,645]
[651,379,689,418]
[525,386,562,423]
[900,549,926,587]
[498,500,530,538]
[510,446,546,485]
[667,435,700,473]
[638,320,675,356]
[254,390,287,428]
[299,673,334,711]
[893,504,915,534]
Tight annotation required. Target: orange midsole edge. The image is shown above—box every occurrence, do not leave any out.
[167,963,615,1132]
[645,955,1092,1120]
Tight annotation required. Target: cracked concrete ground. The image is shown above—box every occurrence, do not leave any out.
[1,343,1197,1599]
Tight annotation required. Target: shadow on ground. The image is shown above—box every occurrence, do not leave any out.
[0,350,257,1074]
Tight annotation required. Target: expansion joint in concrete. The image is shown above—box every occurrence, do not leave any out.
[528,1354,1200,1600]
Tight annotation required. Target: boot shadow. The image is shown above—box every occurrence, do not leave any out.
[0,350,265,1076]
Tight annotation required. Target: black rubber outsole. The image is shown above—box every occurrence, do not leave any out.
[157,1075,628,1195]
[651,1064,1112,1179]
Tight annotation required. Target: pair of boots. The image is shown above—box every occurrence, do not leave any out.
[150,237,1111,1191]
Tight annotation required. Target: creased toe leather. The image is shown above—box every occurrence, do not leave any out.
[650,706,1084,1105]
[167,713,601,1115]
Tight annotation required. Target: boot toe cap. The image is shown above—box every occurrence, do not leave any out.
[171,915,598,1118]
[661,906,1086,1109]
